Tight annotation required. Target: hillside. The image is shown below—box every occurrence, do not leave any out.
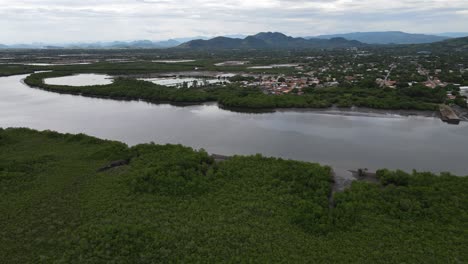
[1,128,467,263]
[2,31,465,50]
[178,32,364,50]
[104,40,180,49]
[314,31,449,44]
[409,36,468,52]
[430,36,468,50]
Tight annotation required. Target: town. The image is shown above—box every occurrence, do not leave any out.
[215,51,468,110]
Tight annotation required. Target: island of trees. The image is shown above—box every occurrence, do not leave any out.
[24,70,449,112]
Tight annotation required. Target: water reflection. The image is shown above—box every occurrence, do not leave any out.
[1,74,468,175]
[44,74,113,86]
[139,77,226,88]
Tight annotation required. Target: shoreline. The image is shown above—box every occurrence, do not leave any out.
[275,105,441,119]
[222,104,468,123]
[11,72,468,121]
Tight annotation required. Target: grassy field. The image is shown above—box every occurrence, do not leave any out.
[0,128,467,263]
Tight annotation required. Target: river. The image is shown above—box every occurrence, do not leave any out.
[1,74,468,175]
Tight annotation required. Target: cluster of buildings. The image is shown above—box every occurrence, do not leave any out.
[228,56,467,103]
[424,78,447,89]
[242,76,321,95]
[376,78,397,88]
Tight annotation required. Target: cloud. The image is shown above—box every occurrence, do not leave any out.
[456,9,468,15]
[0,0,467,43]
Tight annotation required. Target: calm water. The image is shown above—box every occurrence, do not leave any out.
[44,74,113,86]
[248,64,299,69]
[152,60,195,63]
[214,61,249,66]
[1,74,468,175]
[139,77,227,88]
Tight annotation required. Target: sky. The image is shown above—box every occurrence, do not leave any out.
[1,0,468,44]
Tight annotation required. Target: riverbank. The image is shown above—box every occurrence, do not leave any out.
[270,105,441,118]
[22,75,452,120]
[17,74,465,120]
[223,103,468,124]
[23,72,459,121]
[23,70,448,113]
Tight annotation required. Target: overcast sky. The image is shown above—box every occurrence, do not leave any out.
[1,0,468,44]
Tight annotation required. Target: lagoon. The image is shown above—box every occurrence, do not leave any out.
[44,74,114,86]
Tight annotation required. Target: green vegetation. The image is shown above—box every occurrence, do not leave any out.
[0,64,37,76]
[1,128,467,263]
[25,71,220,103]
[219,85,444,110]
[25,71,445,111]
[2,46,467,112]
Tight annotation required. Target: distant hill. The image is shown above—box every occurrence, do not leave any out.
[422,36,468,51]
[104,40,181,49]
[178,32,364,50]
[156,39,181,48]
[1,43,47,49]
[171,36,210,43]
[312,31,450,44]
[0,40,182,49]
[436,32,468,38]
[76,40,181,49]
[2,31,465,50]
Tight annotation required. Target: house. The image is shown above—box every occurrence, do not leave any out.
[424,81,437,89]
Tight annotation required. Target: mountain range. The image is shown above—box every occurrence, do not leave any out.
[0,35,249,50]
[312,31,450,44]
[1,31,468,50]
[178,32,363,50]
[0,40,182,49]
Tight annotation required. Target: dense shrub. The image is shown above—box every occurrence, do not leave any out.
[1,128,467,263]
